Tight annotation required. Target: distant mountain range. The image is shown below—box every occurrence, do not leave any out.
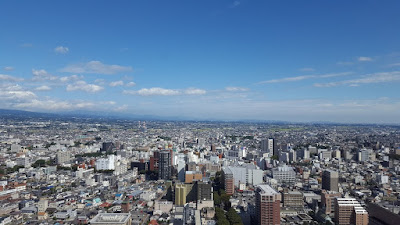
[0,108,398,126]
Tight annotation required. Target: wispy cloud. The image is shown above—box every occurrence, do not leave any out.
[388,62,400,67]
[314,71,400,87]
[123,87,207,96]
[225,87,249,92]
[124,87,180,96]
[3,66,14,71]
[358,56,373,62]
[60,61,133,75]
[184,88,207,95]
[109,80,124,87]
[32,69,58,81]
[34,85,52,91]
[0,74,24,82]
[299,67,315,72]
[258,72,352,84]
[126,81,136,87]
[66,80,103,93]
[54,46,69,54]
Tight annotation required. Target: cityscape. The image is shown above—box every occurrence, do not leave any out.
[0,111,400,224]
[1,1,400,225]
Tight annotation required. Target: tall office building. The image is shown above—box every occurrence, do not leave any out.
[255,184,281,225]
[322,169,339,192]
[321,190,341,216]
[335,198,368,225]
[222,167,234,195]
[101,142,115,153]
[158,151,171,180]
[261,139,269,153]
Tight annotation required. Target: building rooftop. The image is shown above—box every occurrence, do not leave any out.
[90,213,131,224]
[257,184,278,195]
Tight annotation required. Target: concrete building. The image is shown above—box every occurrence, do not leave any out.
[272,165,296,184]
[283,191,303,209]
[96,155,115,170]
[255,184,281,225]
[335,198,368,225]
[321,190,341,216]
[56,151,71,164]
[322,169,339,192]
[175,183,194,206]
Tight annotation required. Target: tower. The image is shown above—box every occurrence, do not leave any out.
[255,184,281,225]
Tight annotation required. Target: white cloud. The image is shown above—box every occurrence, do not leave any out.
[358,56,373,62]
[54,46,69,54]
[314,71,400,87]
[3,66,14,71]
[35,85,52,91]
[258,72,352,84]
[184,88,206,95]
[299,67,315,72]
[388,62,400,67]
[0,85,37,102]
[225,87,249,92]
[126,81,136,87]
[60,61,133,75]
[66,81,104,93]
[109,80,124,87]
[59,75,82,82]
[123,87,206,96]
[124,87,180,96]
[32,69,58,81]
[14,99,95,111]
[0,74,24,82]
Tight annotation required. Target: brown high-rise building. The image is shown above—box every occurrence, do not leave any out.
[322,169,339,192]
[185,171,203,183]
[321,190,341,216]
[222,167,234,195]
[255,184,281,225]
[335,198,368,225]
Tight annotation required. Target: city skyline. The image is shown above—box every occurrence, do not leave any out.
[1,1,400,123]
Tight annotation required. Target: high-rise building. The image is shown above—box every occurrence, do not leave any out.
[321,190,341,216]
[149,151,160,171]
[335,198,368,225]
[261,139,269,153]
[56,151,71,165]
[222,167,234,195]
[322,169,339,192]
[268,138,275,155]
[158,151,171,180]
[175,183,194,206]
[101,142,115,153]
[196,181,212,201]
[255,184,281,225]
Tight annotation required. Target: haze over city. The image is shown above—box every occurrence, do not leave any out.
[1,1,400,123]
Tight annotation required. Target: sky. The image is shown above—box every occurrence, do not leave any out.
[1,0,400,123]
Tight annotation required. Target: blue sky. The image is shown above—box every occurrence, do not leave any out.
[1,0,400,123]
